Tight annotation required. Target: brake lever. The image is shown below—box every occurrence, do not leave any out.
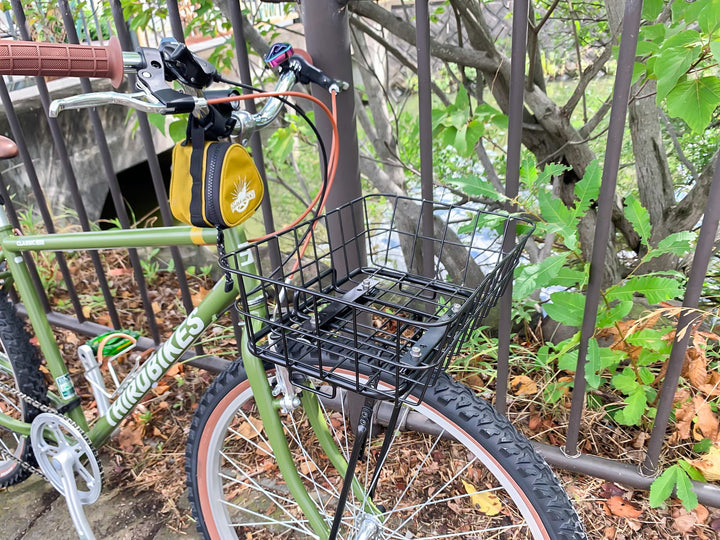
[48,91,205,118]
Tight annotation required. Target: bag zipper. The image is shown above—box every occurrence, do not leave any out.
[205,142,231,228]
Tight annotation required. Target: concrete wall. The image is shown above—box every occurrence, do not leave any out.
[0,77,174,222]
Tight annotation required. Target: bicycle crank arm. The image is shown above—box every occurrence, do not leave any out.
[54,449,96,540]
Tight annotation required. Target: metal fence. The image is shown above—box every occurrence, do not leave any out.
[2,0,720,507]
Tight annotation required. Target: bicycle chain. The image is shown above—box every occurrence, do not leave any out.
[0,379,102,484]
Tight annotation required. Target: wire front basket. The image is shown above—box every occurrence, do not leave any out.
[220,194,534,405]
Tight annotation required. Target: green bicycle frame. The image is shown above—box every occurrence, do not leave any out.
[0,208,375,538]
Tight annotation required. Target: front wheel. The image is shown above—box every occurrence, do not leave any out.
[186,362,585,539]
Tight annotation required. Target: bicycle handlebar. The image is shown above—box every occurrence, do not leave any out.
[0,37,346,141]
[0,37,127,88]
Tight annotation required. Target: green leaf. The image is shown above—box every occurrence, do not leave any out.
[710,40,720,69]
[679,459,706,482]
[449,177,501,201]
[544,291,586,326]
[466,120,485,149]
[520,155,539,189]
[537,163,570,186]
[585,338,602,388]
[513,254,569,300]
[624,194,652,245]
[573,160,601,214]
[454,84,469,110]
[626,327,670,349]
[269,128,295,162]
[599,347,626,371]
[642,0,664,21]
[538,189,575,229]
[648,231,697,258]
[440,126,457,148]
[612,367,640,395]
[608,276,684,304]
[673,0,710,22]
[649,465,677,507]
[666,77,720,133]
[557,350,579,371]
[596,300,633,328]
[168,119,187,143]
[454,123,468,156]
[549,266,588,288]
[675,467,699,510]
[638,349,666,366]
[698,0,720,35]
[655,30,702,102]
[636,40,660,57]
[146,113,166,136]
[638,367,655,385]
[694,439,713,454]
[640,23,666,43]
[615,388,647,425]
[536,345,551,366]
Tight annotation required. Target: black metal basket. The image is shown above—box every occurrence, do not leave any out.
[220,194,534,405]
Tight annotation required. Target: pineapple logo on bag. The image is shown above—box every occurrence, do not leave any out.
[231,177,257,215]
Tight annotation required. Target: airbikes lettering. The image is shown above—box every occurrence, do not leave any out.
[107,309,206,426]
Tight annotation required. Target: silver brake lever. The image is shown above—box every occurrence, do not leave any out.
[48,92,186,118]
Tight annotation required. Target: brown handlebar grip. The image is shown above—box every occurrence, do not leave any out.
[0,36,124,88]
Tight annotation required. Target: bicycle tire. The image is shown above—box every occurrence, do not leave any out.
[0,288,48,487]
[186,360,586,539]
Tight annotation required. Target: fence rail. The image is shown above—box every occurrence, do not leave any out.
[1,0,719,508]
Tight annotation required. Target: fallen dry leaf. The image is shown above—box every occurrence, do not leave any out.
[605,496,643,519]
[672,507,699,534]
[692,396,719,441]
[236,416,264,441]
[691,444,720,481]
[509,375,537,396]
[599,482,626,499]
[696,504,710,524]
[191,287,211,307]
[117,424,144,452]
[461,480,502,516]
[687,352,708,389]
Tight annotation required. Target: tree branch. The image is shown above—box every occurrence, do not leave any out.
[660,110,699,183]
[562,42,613,117]
[348,0,498,72]
[349,17,451,106]
[667,148,719,232]
[475,138,505,194]
[579,95,612,138]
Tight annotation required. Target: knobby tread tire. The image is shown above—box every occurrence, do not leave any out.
[0,288,48,487]
[428,375,586,539]
[186,360,587,539]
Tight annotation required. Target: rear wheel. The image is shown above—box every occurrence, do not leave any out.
[0,288,47,487]
[186,361,585,539]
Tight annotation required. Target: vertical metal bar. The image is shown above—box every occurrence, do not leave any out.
[23,0,123,329]
[1,17,81,318]
[495,0,529,415]
[88,0,104,45]
[10,0,85,322]
[564,0,643,456]
[0,170,44,306]
[165,0,184,42]
[414,0,435,280]
[642,157,720,474]
[302,0,364,276]
[226,0,276,239]
[109,0,204,344]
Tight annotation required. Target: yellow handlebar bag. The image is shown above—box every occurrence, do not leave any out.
[170,139,264,229]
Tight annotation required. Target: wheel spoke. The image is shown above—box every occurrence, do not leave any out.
[189,367,583,539]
